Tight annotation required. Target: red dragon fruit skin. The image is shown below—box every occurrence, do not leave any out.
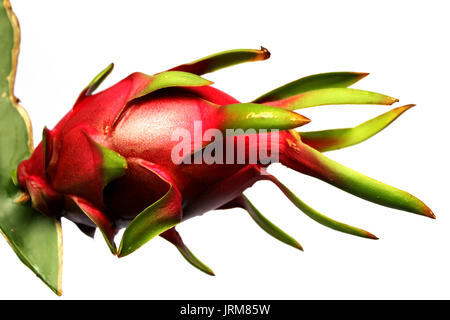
[13,47,434,275]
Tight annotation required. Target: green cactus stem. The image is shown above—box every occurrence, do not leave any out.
[0,0,62,295]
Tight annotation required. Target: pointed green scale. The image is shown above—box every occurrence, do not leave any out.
[112,71,213,127]
[241,195,304,251]
[137,71,213,100]
[175,242,215,276]
[187,102,311,158]
[253,71,369,103]
[118,159,182,257]
[41,126,53,172]
[0,0,62,295]
[265,88,399,110]
[169,47,270,75]
[263,175,378,239]
[219,103,310,131]
[285,136,435,219]
[119,185,182,257]
[83,133,127,187]
[85,63,114,96]
[74,63,114,106]
[163,228,215,276]
[72,196,117,254]
[42,126,49,161]
[98,144,127,186]
[299,104,414,152]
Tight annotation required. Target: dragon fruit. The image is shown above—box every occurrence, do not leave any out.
[0,0,434,296]
[14,46,434,261]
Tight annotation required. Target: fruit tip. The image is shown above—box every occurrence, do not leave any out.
[254,46,271,61]
[367,232,379,240]
[388,97,400,105]
[425,207,436,219]
[260,46,271,60]
[399,104,415,111]
[294,113,311,127]
[116,247,127,258]
[358,72,370,79]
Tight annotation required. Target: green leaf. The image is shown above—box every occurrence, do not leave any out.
[168,47,270,75]
[0,0,62,295]
[264,88,399,110]
[253,72,369,103]
[300,104,414,152]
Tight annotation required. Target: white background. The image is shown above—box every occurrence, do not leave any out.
[1,0,448,299]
